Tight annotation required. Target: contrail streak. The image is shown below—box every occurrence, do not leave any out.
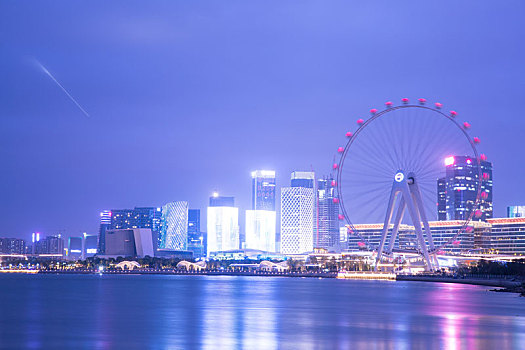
[35,60,90,118]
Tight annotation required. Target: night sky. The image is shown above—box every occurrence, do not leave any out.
[1,1,524,240]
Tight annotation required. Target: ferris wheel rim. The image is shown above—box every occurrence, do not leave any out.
[335,102,483,253]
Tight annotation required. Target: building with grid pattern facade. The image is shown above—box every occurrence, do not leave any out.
[159,201,189,251]
[280,186,315,254]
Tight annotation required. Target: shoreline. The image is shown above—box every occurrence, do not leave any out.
[4,269,524,294]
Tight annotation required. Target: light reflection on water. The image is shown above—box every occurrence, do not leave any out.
[0,275,523,349]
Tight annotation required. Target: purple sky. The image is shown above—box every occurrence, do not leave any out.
[1,1,524,240]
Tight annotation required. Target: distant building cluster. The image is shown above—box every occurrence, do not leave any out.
[3,155,525,260]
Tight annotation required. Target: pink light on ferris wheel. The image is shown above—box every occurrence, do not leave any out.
[465,226,474,233]
[481,191,488,199]
[473,137,481,144]
[385,101,393,107]
[482,172,490,180]
[450,111,457,117]
[453,240,461,245]
[418,98,426,104]
[480,154,487,161]
[333,163,339,169]
[333,198,339,204]
[338,214,345,220]
[345,131,353,138]
[435,102,443,109]
[337,147,344,153]
[331,180,337,187]
[444,156,455,166]
[474,210,483,218]
[401,98,409,104]
[357,241,366,247]
[357,118,364,125]
[370,108,377,114]
[463,122,471,129]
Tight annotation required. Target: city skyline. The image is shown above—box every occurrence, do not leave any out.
[2,2,525,239]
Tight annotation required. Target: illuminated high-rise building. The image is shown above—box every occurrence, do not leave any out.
[280,172,315,254]
[245,210,276,252]
[251,170,276,211]
[207,193,239,256]
[158,201,189,251]
[316,176,340,252]
[0,238,26,255]
[68,237,83,259]
[507,206,525,218]
[246,170,277,252]
[187,209,205,258]
[437,156,493,221]
[97,210,111,254]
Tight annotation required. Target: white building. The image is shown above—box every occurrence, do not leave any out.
[245,210,276,252]
[159,201,189,251]
[207,194,239,256]
[280,184,315,254]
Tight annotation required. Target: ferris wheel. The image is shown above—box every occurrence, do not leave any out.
[333,98,486,271]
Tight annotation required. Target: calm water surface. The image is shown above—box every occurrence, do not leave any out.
[0,274,524,349]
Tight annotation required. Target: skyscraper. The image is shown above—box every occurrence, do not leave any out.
[207,193,239,256]
[245,210,276,252]
[251,170,276,211]
[316,176,340,252]
[437,156,493,221]
[187,209,205,258]
[280,172,315,254]
[97,210,111,254]
[158,201,189,251]
[437,178,447,221]
[246,170,277,252]
[68,237,83,260]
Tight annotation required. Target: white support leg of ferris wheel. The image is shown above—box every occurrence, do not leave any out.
[375,171,435,272]
[410,179,440,269]
[387,197,405,254]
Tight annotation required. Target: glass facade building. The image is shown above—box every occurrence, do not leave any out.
[207,195,239,256]
[158,201,189,251]
[251,170,276,211]
[245,210,276,252]
[187,209,205,258]
[437,156,493,221]
[316,176,341,252]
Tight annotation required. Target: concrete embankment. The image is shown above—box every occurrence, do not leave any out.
[396,275,522,288]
